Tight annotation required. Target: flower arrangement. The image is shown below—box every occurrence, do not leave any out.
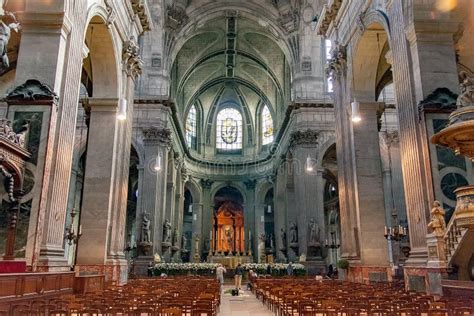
[153,263,220,276]
[242,263,306,276]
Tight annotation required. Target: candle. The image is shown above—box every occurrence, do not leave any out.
[384,226,388,235]
[79,224,82,236]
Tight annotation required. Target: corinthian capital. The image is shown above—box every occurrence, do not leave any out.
[325,44,347,80]
[123,37,143,80]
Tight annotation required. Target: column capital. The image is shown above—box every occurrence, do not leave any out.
[122,37,143,80]
[200,179,214,190]
[86,98,119,112]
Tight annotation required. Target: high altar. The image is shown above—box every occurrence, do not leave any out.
[208,201,252,268]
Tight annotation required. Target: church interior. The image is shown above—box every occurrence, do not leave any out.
[0,0,473,314]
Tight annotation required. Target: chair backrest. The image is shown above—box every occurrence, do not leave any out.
[49,309,69,316]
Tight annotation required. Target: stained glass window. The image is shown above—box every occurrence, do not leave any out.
[216,108,242,150]
[186,105,197,150]
[262,105,274,145]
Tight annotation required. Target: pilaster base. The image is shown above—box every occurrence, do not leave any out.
[36,255,70,272]
[347,265,392,284]
[301,260,326,276]
[133,256,154,276]
[404,266,447,296]
[75,259,128,285]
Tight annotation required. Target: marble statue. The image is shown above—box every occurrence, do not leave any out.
[309,218,320,244]
[0,1,21,70]
[172,229,179,246]
[225,227,233,252]
[428,201,446,236]
[181,233,188,250]
[163,219,172,242]
[141,213,151,243]
[457,71,474,108]
[280,228,287,248]
[290,221,298,243]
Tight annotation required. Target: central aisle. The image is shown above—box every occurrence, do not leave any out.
[219,285,273,316]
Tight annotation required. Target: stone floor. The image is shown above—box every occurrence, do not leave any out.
[218,285,273,316]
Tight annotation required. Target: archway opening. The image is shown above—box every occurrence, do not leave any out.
[212,186,244,255]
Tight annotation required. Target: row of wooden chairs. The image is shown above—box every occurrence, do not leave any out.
[1,277,221,316]
[253,278,473,316]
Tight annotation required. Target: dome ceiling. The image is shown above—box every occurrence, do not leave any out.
[171,14,291,130]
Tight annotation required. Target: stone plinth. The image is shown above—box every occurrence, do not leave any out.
[426,233,447,269]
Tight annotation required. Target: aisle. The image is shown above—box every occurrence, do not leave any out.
[218,285,273,316]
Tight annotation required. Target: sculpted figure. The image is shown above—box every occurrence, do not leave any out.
[163,219,172,242]
[309,218,320,244]
[181,233,188,250]
[428,201,446,236]
[457,71,474,108]
[141,213,151,243]
[290,222,298,243]
[0,3,21,70]
[280,228,287,247]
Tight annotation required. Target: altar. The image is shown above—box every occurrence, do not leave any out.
[208,255,253,269]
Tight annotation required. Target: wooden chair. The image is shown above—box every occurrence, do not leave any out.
[77,309,101,316]
[48,309,69,316]
[426,309,449,316]
[452,307,473,316]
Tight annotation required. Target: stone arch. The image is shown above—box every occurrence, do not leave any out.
[185,178,202,205]
[350,10,392,102]
[316,136,336,170]
[83,10,121,99]
[210,183,247,206]
[256,181,274,205]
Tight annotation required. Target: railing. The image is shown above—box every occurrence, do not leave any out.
[444,213,467,264]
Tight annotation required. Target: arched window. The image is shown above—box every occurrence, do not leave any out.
[261,105,274,145]
[216,108,242,151]
[186,105,197,150]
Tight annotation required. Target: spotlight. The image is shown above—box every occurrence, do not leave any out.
[117,98,127,121]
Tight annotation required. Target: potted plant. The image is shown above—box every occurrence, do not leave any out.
[337,259,349,280]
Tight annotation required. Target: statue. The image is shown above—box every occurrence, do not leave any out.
[181,233,188,250]
[308,218,320,244]
[172,229,179,247]
[163,219,172,242]
[280,228,287,248]
[428,201,446,236]
[141,213,151,243]
[225,227,234,252]
[290,222,298,243]
[0,1,21,70]
[457,71,474,108]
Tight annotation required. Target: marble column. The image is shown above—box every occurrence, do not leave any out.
[135,127,171,273]
[275,166,288,262]
[199,179,213,260]
[352,102,389,267]
[190,201,203,260]
[75,98,127,279]
[254,203,266,262]
[386,0,434,264]
[162,156,177,261]
[14,3,87,271]
[244,180,257,261]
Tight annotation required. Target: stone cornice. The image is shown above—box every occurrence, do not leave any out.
[130,0,152,33]
[316,0,343,36]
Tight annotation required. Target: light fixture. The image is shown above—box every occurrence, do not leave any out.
[351,98,361,123]
[117,98,127,121]
[305,155,314,172]
[267,205,272,214]
[153,154,162,172]
[188,204,193,213]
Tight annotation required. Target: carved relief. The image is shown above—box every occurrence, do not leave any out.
[457,71,474,108]
[200,179,214,190]
[122,38,143,79]
[142,127,171,146]
[325,44,347,80]
[290,129,319,148]
[6,79,58,102]
[0,1,21,71]
[166,5,188,32]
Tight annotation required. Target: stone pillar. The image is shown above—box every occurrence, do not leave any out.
[386,0,434,265]
[13,3,87,271]
[162,156,177,262]
[190,201,203,260]
[254,203,266,262]
[352,103,390,270]
[327,45,360,261]
[199,179,213,260]
[134,127,171,274]
[290,129,325,273]
[244,180,257,261]
[75,98,127,281]
[274,166,287,262]
[173,170,187,262]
